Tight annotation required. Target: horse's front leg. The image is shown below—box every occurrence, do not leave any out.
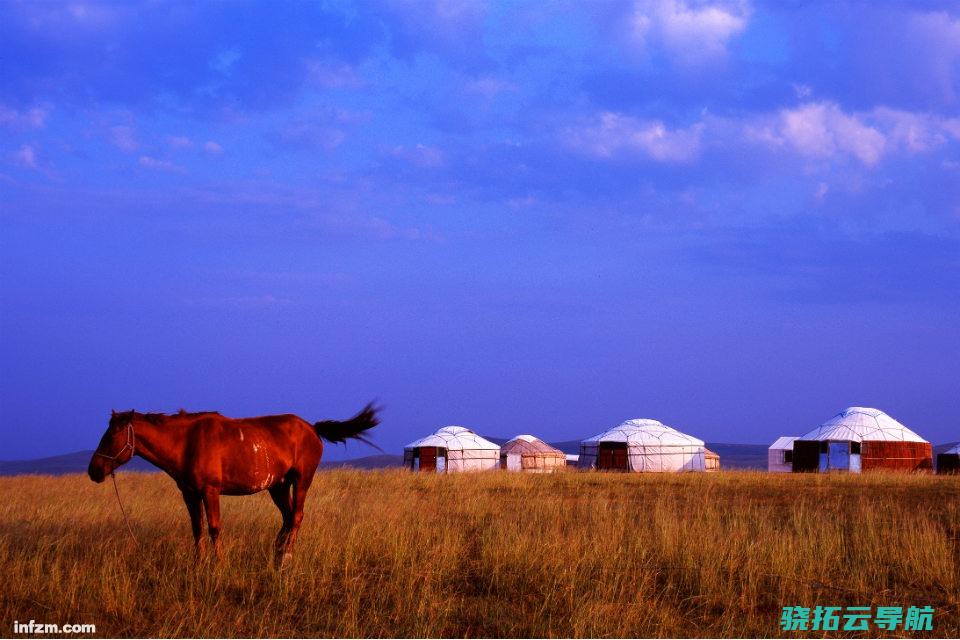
[201,488,223,559]
[181,490,205,556]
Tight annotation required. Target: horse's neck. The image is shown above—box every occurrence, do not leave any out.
[132,419,182,474]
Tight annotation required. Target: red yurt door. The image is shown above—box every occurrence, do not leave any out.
[418,447,437,472]
[598,443,629,471]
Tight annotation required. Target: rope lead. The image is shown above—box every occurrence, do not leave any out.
[111,472,139,546]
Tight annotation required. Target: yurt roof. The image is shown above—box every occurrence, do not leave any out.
[945,443,960,455]
[501,435,564,455]
[583,419,705,447]
[769,436,799,450]
[404,426,500,451]
[799,407,928,443]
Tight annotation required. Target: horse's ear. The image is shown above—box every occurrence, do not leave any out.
[111,409,116,416]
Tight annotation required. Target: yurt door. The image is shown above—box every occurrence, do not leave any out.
[828,441,850,471]
[436,448,447,472]
[418,447,437,472]
[598,443,629,471]
[790,441,820,472]
[503,453,522,471]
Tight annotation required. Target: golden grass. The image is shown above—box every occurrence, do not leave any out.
[0,470,957,638]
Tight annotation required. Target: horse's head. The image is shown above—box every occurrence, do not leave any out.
[88,410,137,482]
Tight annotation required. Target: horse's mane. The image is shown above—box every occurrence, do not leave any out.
[134,410,222,425]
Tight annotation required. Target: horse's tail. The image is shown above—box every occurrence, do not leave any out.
[313,402,381,450]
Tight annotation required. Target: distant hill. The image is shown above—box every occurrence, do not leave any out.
[547,440,581,455]
[320,454,404,469]
[704,443,767,469]
[2,441,956,476]
[0,450,405,476]
[934,441,958,457]
[0,451,159,476]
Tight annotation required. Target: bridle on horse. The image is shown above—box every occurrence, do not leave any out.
[94,421,139,545]
[94,422,135,462]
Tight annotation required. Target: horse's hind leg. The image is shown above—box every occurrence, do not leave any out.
[268,482,293,566]
[284,470,315,561]
[201,488,223,559]
[181,490,205,556]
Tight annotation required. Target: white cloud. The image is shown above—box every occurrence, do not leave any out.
[390,0,486,34]
[508,195,537,208]
[317,213,442,242]
[747,102,960,166]
[167,135,193,149]
[304,59,363,89]
[210,47,241,75]
[631,0,749,65]
[425,193,456,205]
[182,294,292,309]
[779,102,886,166]
[276,123,346,151]
[63,3,119,26]
[941,118,960,142]
[568,112,703,163]
[433,0,485,24]
[203,141,224,155]
[905,11,960,104]
[15,144,37,168]
[463,75,517,99]
[570,102,959,170]
[872,108,948,154]
[138,155,182,172]
[792,83,813,100]
[0,104,50,129]
[390,143,444,168]
[109,125,138,152]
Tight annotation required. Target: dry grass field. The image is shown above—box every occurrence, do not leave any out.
[0,470,957,638]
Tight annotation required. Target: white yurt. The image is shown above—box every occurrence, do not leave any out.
[792,407,932,473]
[578,419,715,472]
[768,436,798,473]
[403,426,500,473]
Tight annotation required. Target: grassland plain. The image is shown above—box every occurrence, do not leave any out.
[0,470,957,638]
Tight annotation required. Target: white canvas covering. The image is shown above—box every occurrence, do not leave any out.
[578,418,709,472]
[945,444,960,455]
[799,407,928,443]
[404,426,500,472]
[504,453,522,471]
[768,436,798,473]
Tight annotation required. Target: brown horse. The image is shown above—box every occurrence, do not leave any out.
[87,405,379,565]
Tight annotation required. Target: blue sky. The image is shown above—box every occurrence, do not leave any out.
[1,0,959,459]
